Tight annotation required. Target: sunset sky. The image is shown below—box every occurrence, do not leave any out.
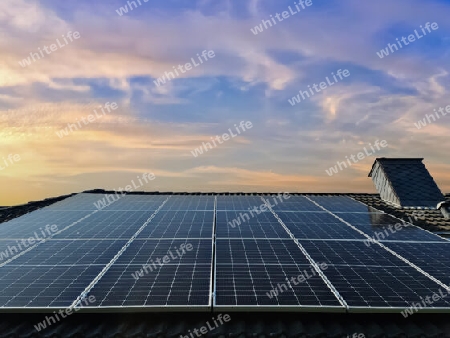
[1,0,450,206]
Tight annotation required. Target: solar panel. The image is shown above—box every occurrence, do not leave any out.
[1,193,450,314]
[308,196,377,213]
[324,265,450,309]
[53,210,157,239]
[216,196,266,211]
[215,264,342,308]
[379,242,450,285]
[160,196,214,211]
[0,265,104,307]
[214,240,343,309]
[84,239,212,308]
[269,196,324,212]
[0,210,94,239]
[275,212,367,240]
[216,211,290,239]
[336,212,446,242]
[137,210,214,239]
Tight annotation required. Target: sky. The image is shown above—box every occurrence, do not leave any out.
[1,0,450,205]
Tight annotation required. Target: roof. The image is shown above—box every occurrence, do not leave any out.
[1,191,450,338]
[1,312,450,338]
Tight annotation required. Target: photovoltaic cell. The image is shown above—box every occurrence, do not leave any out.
[324,265,450,308]
[0,210,93,239]
[269,196,324,212]
[298,240,408,266]
[86,264,211,307]
[46,193,111,211]
[336,212,446,242]
[276,212,366,240]
[54,210,158,239]
[114,239,212,265]
[137,211,213,238]
[298,239,450,309]
[4,239,127,266]
[380,242,450,285]
[160,196,214,211]
[216,239,311,265]
[98,195,168,212]
[215,211,290,239]
[215,239,343,308]
[84,238,212,307]
[215,264,342,307]
[308,196,376,213]
[0,265,103,307]
[216,196,266,211]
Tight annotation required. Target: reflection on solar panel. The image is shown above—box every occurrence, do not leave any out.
[0,193,449,313]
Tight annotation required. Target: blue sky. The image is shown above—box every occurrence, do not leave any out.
[1,0,450,205]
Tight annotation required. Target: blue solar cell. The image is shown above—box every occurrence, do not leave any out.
[299,240,408,266]
[5,240,127,266]
[54,210,156,239]
[48,193,113,211]
[0,210,93,239]
[216,239,311,265]
[336,212,446,242]
[0,265,103,307]
[114,239,212,265]
[215,211,290,239]
[380,242,450,285]
[216,196,266,211]
[86,264,211,307]
[269,196,324,212]
[308,196,374,212]
[324,265,450,309]
[160,196,214,211]
[97,195,168,211]
[215,264,342,307]
[137,211,213,238]
[276,212,366,240]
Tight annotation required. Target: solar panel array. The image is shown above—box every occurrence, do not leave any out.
[0,193,449,313]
